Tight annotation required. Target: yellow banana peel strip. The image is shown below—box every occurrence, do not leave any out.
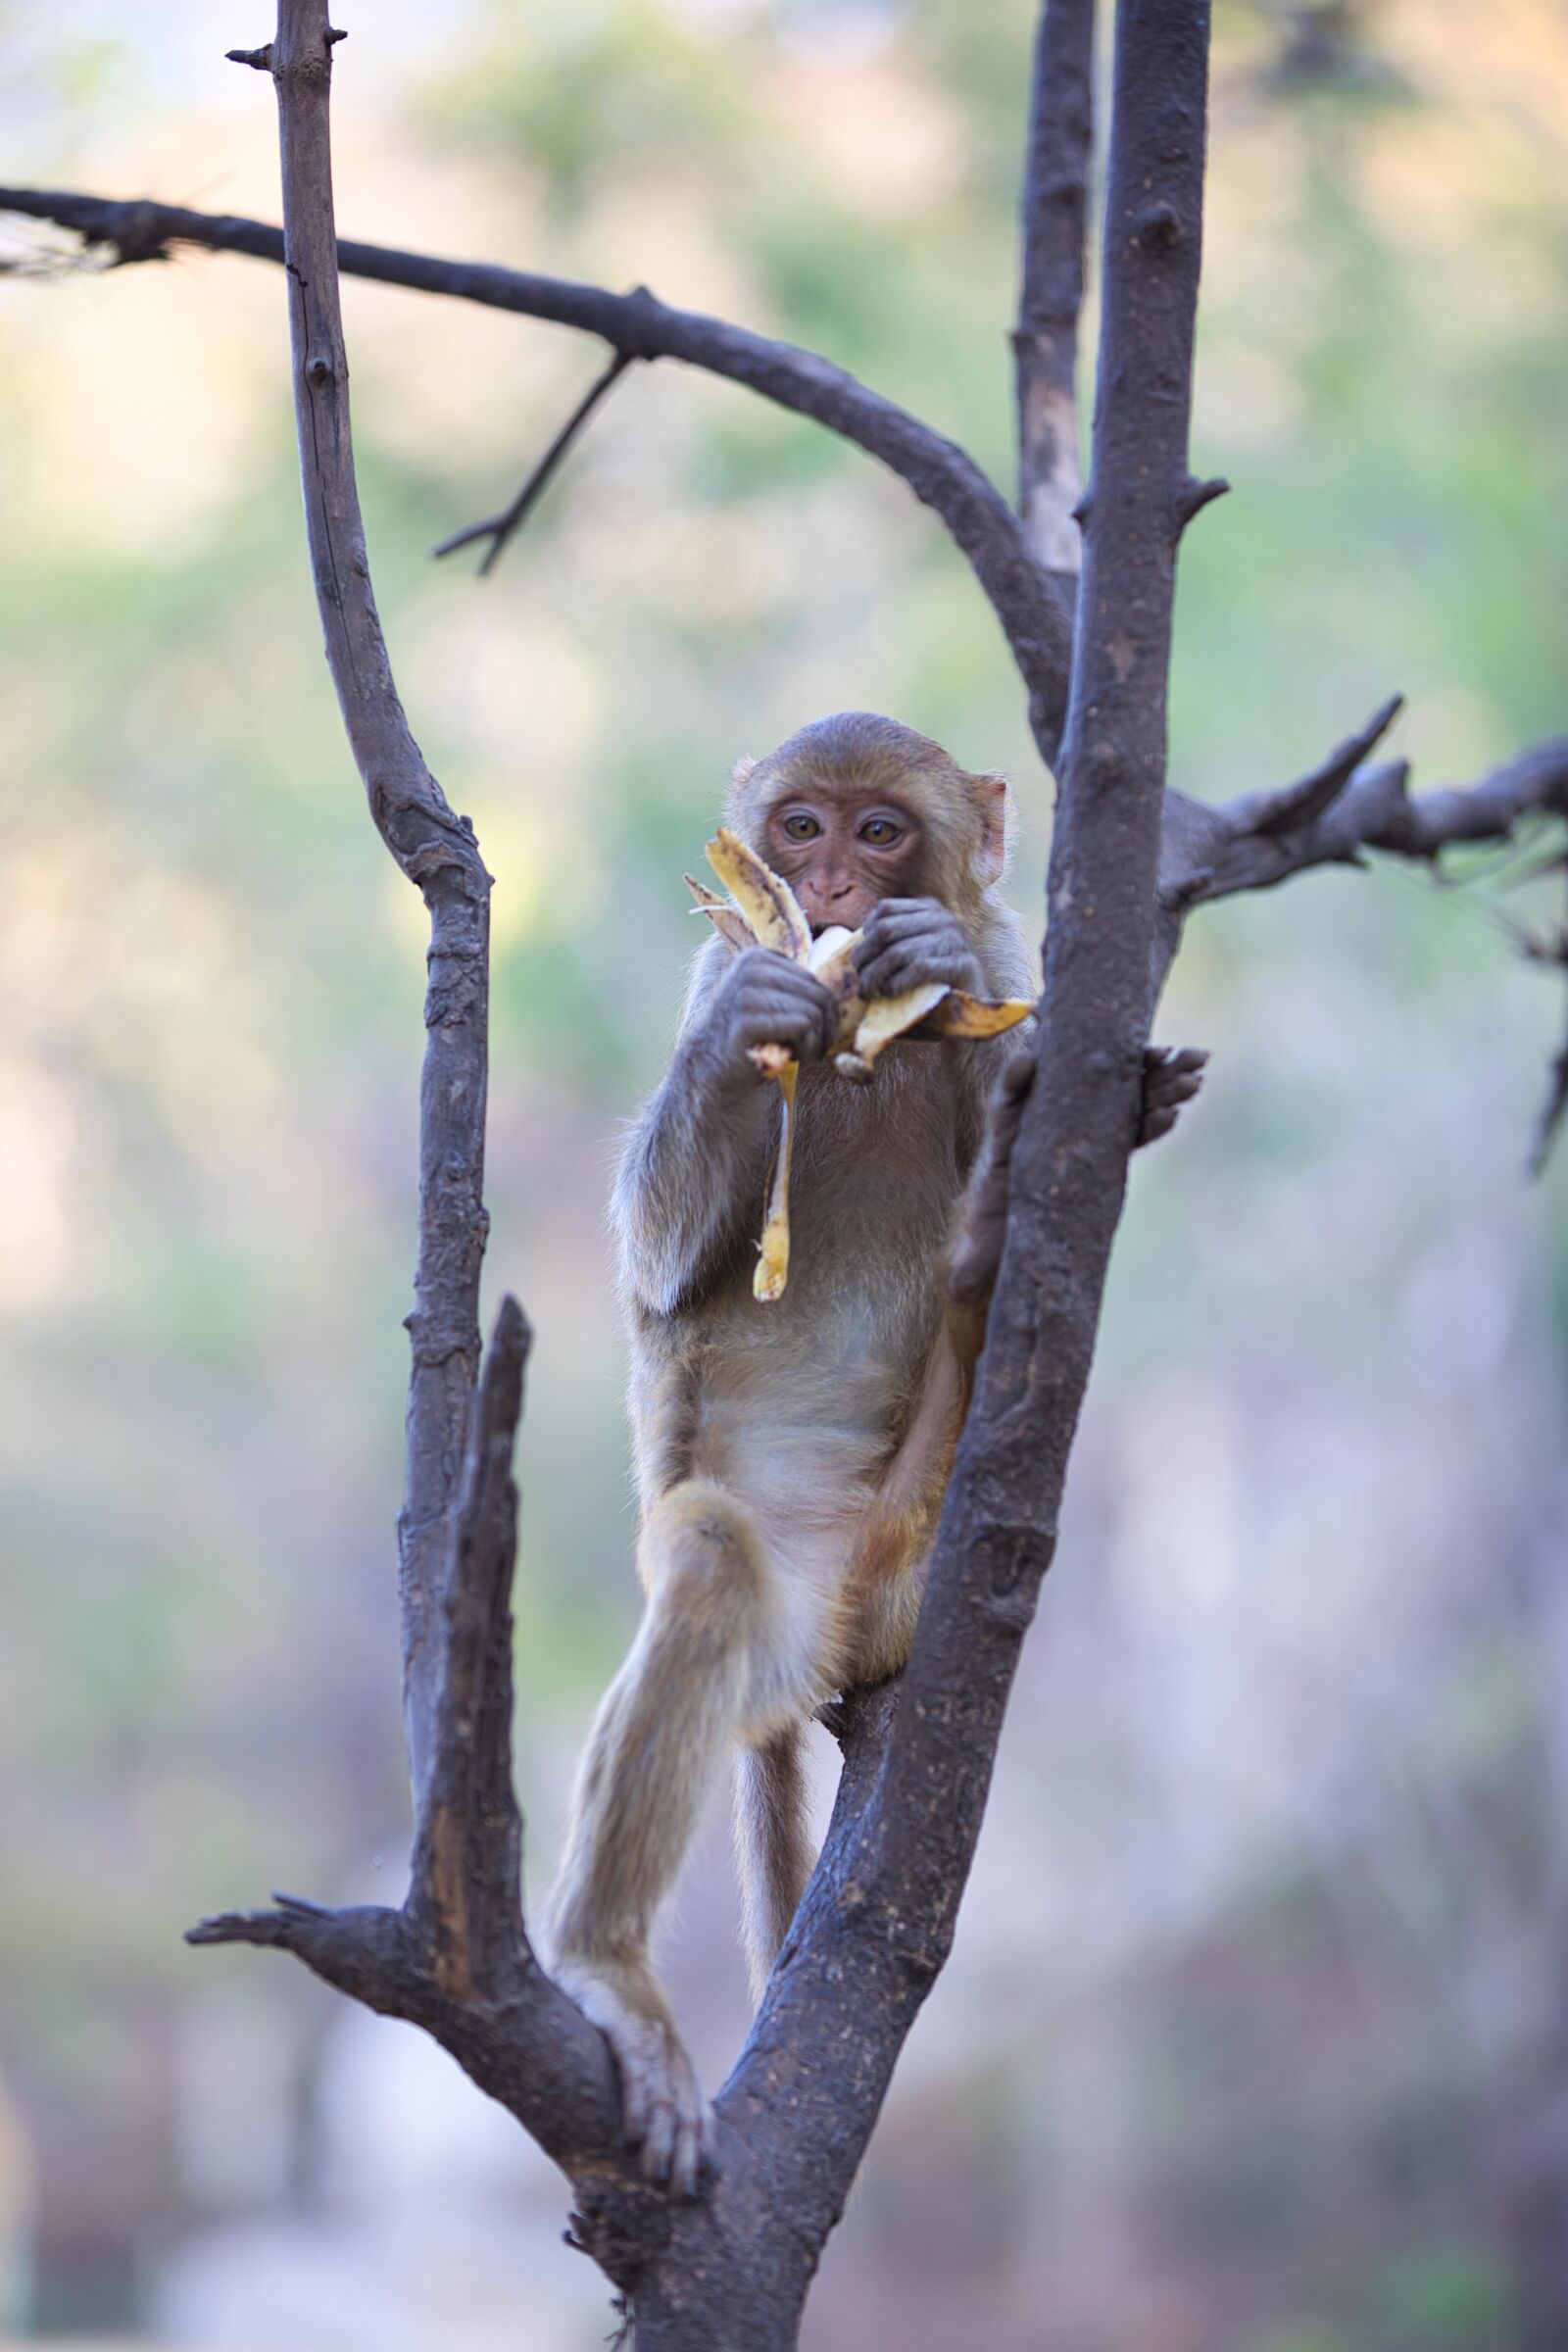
[705,828,812,962]
[754,1060,798,1302]
[851,981,952,1069]
[684,874,758,956]
[926,990,1033,1040]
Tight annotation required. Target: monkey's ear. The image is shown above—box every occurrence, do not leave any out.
[969,769,1009,888]
[730,755,759,792]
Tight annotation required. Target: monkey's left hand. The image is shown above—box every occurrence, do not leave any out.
[854,898,984,1000]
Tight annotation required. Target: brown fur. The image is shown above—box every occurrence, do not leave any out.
[549,713,1037,2190]
[733,1727,813,2004]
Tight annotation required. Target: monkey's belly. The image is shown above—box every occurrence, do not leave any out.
[684,1290,929,1572]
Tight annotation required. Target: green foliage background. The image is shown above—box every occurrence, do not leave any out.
[1,3,1565,2345]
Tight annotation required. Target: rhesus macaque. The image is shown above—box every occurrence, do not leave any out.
[550,711,1203,2194]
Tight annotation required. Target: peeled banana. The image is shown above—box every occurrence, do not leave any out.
[689,830,1032,1301]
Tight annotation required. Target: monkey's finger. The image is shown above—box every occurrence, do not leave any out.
[1135,1104,1181,1149]
[1143,1071,1205,1117]
[642,2095,677,2187]
[857,944,972,999]
[740,978,837,1059]
[1144,1058,1206,1099]
[619,2061,651,2150]
[1144,1045,1209,1080]
[855,906,959,964]
[859,896,945,924]
[670,2110,709,2203]
[982,1051,1036,1173]
[1140,1045,1209,1115]
[858,902,951,939]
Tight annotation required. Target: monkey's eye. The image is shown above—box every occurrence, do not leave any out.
[781,812,820,841]
[858,816,902,847]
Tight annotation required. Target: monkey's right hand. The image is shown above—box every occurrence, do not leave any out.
[700,947,837,1080]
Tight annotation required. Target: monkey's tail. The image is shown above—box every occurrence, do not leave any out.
[733,1725,814,2007]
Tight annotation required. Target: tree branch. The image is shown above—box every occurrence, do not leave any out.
[0,181,1075,759]
[182,20,857,2321]
[725,0,1216,2238]
[406,1296,531,2000]
[1159,723,1568,911]
[1013,0,1095,579]
[210,32,495,1806]
[15,5,1559,2332]
[432,350,637,575]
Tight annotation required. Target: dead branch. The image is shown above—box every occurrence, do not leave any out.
[182,4,697,2286]
[0,180,1075,760]
[1159,722,1568,911]
[432,350,637,575]
[1013,0,1096,577]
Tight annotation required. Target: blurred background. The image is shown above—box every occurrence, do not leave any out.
[2,2,1566,2346]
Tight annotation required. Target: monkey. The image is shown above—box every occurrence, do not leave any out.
[548,711,1205,2196]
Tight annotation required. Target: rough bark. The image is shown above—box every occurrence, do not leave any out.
[1014,0,1095,578]
[222,19,495,1805]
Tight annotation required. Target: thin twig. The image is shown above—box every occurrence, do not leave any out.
[433,351,636,575]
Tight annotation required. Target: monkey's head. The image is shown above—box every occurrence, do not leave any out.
[725,710,1009,934]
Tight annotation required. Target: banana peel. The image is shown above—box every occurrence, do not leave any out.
[691,830,1032,1301]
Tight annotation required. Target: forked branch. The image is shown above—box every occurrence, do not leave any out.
[1160,717,1568,911]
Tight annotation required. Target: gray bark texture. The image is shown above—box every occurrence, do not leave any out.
[2,0,1557,2343]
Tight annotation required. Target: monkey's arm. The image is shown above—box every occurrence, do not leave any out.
[614,945,837,1315]
[946,1044,1208,1368]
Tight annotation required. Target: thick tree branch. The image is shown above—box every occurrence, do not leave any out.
[406,1296,530,2000]
[1013,0,1095,579]
[0,181,1075,760]
[724,0,1215,2242]
[1151,720,1568,1127]
[210,35,495,1803]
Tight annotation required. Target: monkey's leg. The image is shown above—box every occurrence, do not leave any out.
[549,1481,775,2196]
[733,1724,813,2006]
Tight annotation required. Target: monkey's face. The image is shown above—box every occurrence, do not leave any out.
[761,788,926,933]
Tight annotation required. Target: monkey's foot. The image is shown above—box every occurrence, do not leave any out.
[1138,1044,1208,1149]
[554,1956,715,2198]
